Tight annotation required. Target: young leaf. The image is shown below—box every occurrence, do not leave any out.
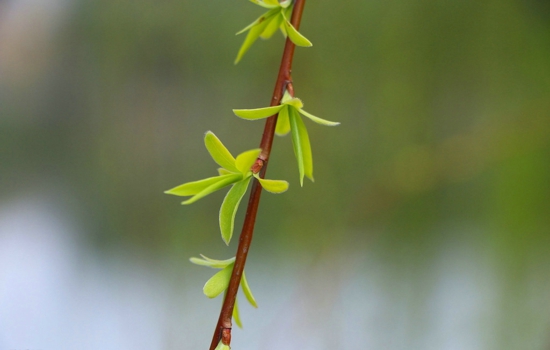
[249,0,280,9]
[181,174,242,205]
[275,105,291,136]
[233,296,243,328]
[299,108,340,126]
[233,105,284,120]
[218,168,237,176]
[235,10,278,64]
[289,109,313,186]
[240,270,258,308]
[283,18,313,47]
[165,175,228,197]
[214,340,230,350]
[260,12,283,39]
[235,148,261,174]
[219,177,252,245]
[205,131,239,173]
[203,263,234,298]
[254,175,289,194]
[284,97,304,110]
[190,255,235,269]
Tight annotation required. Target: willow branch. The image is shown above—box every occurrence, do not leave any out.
[209,1,307,348]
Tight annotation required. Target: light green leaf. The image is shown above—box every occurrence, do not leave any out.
[203,263,234,298]
[219,177,252,245]
[289,109,313,186]
[235,149,261,174]
[217,168,237,176]
[236,8,279,35]
[299,108,340,126]
[283,18,313,47]
[233,296,243,328]
[214,340,230,350]
[275,105,291,136]
[233,105,284,120]
[240,270,258,308]
[165,175,226,197]
[260,12,283,39]
[181,174,242,205]
[204,131,239,173]
[190,255,235,269]
[249,0,280,9]
[284,97,304,110]
[254,174,289,194]
[235,10,278,64]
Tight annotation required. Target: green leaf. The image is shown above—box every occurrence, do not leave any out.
[283,18,313,47]
[217,168,237,176]
[203,263,234,298]
[299,108,340,126]
[260,12,283,39]
[190,255,235,269]
[233,105,284,120]
[235,10,278,64]
[284,97,304,110]
[240,270,258,308]
[233,296,243,328]
[165,175,227,197]
[204,131,239,173]
[214,340,231,350]
[275,105,291,136]
[289,109,313,186]
[181,174,242,205]
[254,174,289,194]
[249,0,280,9]
[219,177,252,245]
[235,148,261,174]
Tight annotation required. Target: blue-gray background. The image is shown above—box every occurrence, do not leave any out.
[1,0,549,349]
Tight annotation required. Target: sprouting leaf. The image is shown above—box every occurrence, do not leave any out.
[289,108,313,186]
[218,168,237,176]
[240,270,258,308]
[275,105,291,136]
[260,12,283,39]
[233,105,284,120]
[235,10,278,64]
[233,296,243,328]
[235,148,261,174]
[205,131,239,173]
[285,97,304,110]
[203,263,234,298]
[299,108,340,126]
[254,174,289,194]
[181,173,242,205]
[249,0,280,9]
[214,340,230,350]
[164,175,229,197]
[190,255,235,269]
[283,17,313,47]
[219,177,252,245]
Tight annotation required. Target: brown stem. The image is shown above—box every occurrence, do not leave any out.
[208,1,307,349]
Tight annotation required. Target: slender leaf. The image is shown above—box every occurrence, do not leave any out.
[189,255,235,269]
[249,0,279,9]
[236,8,279,35]
[235,10,277,64]
[299,108,340,126]
[283,18,313,47]
[254,175,289,193]
[214,340,230,350]
[204,131,239,173]
[181,174,242,205]
[219,177,252,245]
[240,270,258,308]
[233,296,243,328]
[235,149,261,174]
[289,109,313,186]
[203,263,234,298]
[165,175,226,196]
[233,105,284,120]
[284,97,304,110]
[275,105,291,136]
[217,168,236,176]
[260,12,283,39]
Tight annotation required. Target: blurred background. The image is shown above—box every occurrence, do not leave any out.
[1,0,549,349]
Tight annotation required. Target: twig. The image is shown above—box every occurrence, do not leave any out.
[208,1,307,348]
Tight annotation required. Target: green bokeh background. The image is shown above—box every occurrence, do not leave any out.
[1,0,549,349]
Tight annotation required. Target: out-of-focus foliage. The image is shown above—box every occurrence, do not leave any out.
[1,0,549,348]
